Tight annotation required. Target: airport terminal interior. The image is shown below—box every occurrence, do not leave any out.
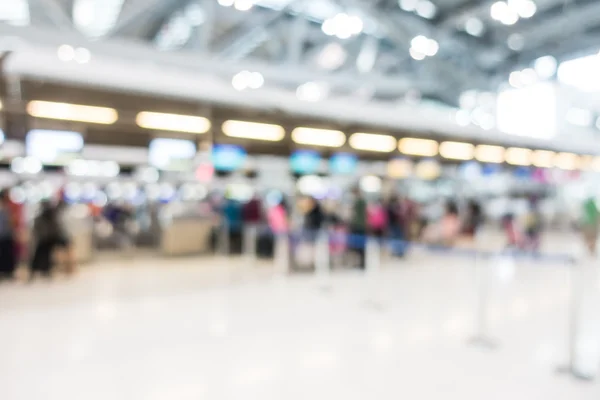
[1,0,600,398]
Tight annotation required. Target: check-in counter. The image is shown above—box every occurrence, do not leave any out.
[63,209,94,264]
[160,216,213,256]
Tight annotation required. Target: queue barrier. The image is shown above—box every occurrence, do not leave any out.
[216,222,592,381]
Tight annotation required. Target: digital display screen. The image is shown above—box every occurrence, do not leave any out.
[149,138,196,171]
[329,153,357,175]
[26,129,83,164]
[212,144,247,171]
[290,150,320,174]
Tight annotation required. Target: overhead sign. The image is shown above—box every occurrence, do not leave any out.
[211,144,247,171]
[26,129,83,164]
[329,153,357,175]
[290,150,320,174]
[149,138,196,171]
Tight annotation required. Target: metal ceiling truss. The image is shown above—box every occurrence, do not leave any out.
[7,0,600,107]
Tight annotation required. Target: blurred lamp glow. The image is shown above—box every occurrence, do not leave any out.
[532,150,555,168]
[439,141,474,160]
[27,100,118,124]
[505,147,532,166]
[291,127,346,147]
[349,133,396,152]
[222,120,284,141]
[475,145,505,163]
[136,111,210,134]
[554,152,580,170]
[398,138,438,157]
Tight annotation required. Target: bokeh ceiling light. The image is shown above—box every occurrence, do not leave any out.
[136,111,211,134]
[531,150,555,168]
[296,82,329,102]
[411,35,438,57]
[505,147,532,166]
[398,138,438,157]
[349,133,397,152]
[27,100,118,124]
[231,70,264,91]
[439,141,474,160]
[321,13,363,39]
[222,120,284,141]
[475,145,505,163]
[291,127,346,147]
[399,0,418,11]
[534,55,557,79]
[508,0,537,18]
[464,18,485,37]
[416,0,436,19]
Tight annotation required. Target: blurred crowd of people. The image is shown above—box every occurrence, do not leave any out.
[0,189,75,283]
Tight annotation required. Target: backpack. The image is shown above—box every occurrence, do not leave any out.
[367,204,387,230]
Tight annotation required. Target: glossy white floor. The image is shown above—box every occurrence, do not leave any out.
[1,250,599,400]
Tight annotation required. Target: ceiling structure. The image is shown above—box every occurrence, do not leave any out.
[1,0,599,109]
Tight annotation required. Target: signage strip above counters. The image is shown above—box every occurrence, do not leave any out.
[3,25,599,155]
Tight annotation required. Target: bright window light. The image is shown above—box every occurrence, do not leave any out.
[439,141,474,160]
[532,150,555,168]
[554,152,580,170]
[136,112,211,134]
[475,145,505,163]
[27,101,118,124]
[222,120,285,141]
[291,127,346,147]
[558,54,600,92]
[398,138,438,157]
[496,83,556,138]
[565,108,593,127]
[73,0,125,38]
[0,0,29,26]
[218,0,235,6]
[349,133,397,152]
[505,147,532,166]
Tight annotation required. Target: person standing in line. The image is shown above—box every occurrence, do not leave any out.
[349,187,367,269]
[461,200,483,247]
[30,201,70,280]
[0,189,17,281]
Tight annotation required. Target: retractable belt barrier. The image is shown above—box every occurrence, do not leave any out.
[216,222,590,381]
